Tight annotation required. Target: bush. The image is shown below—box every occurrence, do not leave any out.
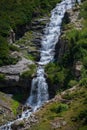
[45,62,67,85]
[0,73,5,81]
[80,1,87,20]
[79,78,87,87]
[9,44,20,51]
[68,80,78,88]
[74,109,87,124]
[50,103,68,114]
[20,64,36,78]
[83,56,87,68]
[56,103,68,113]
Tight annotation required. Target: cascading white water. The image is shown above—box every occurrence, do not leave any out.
[0,0,81,129]
[26,66,49,111]
[26,0,81,111]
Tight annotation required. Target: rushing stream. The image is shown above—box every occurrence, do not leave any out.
[0,0,81,129]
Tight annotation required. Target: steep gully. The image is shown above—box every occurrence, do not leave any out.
[0,0,81,129]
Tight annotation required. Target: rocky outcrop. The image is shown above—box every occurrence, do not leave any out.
[0,57,33,75]
[0,57,34,95]
[55,37,69,62]
[14,16,49,62]
[8,29,16,44]
[11,114,38,130]
[55,6,82,62]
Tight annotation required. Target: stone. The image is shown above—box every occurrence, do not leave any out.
[51,122,61,129]
[11,51,21,59]
[62,121,67,126]
[74,61,83,78]
[0,57,34,75]
[8,29,16,44]
[11,120,24,130]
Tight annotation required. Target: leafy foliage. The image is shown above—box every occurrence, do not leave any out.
[50,103,68,114]
[0,0,61,66]
[20,64,36,78]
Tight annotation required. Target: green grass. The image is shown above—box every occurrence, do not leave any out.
[20,64,36,78]
[29,86,87,130]
[79,126,87,130]
[11,100,19,115]
[0,91,20,118]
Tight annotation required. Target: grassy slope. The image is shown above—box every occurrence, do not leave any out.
[0,91,21,125]
[29,86,87,130]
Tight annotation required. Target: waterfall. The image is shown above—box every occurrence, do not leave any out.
[26,0,81,111]
[26,66,49,111]
[0,0,81,129]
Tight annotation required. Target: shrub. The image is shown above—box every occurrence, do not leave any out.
[79,78,87,87]
[9,44,20,51]
[50,103,68,114]
[76,109,87,124]
[0,73,5,81]
[83,56,87,68]
[20,64,36,78]
[56,103,68,113]
[68,80,78,88]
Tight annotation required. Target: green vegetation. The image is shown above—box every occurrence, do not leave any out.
[0,1,87,129]
[29,85,87,130]
[0,36,19,66]
[45,62,67,86]
[20,64,36,78]
[9,44,20,52]
[68,80,78,88]
[79,126,87,130]
[50,103,68,114]
[0,73,5,81]
[0,91,20,125]
[45,0,87,91]
[11,100,19,115]
[45,62,76,90]
[0,0,61,66]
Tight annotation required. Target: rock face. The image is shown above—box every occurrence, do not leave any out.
[0,57,34,95]
[14,16,49,62]
[55,37,69,62]
[0,57,33,75]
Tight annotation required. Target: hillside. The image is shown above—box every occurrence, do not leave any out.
[0,0,61,66]
[0,0,87,130]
